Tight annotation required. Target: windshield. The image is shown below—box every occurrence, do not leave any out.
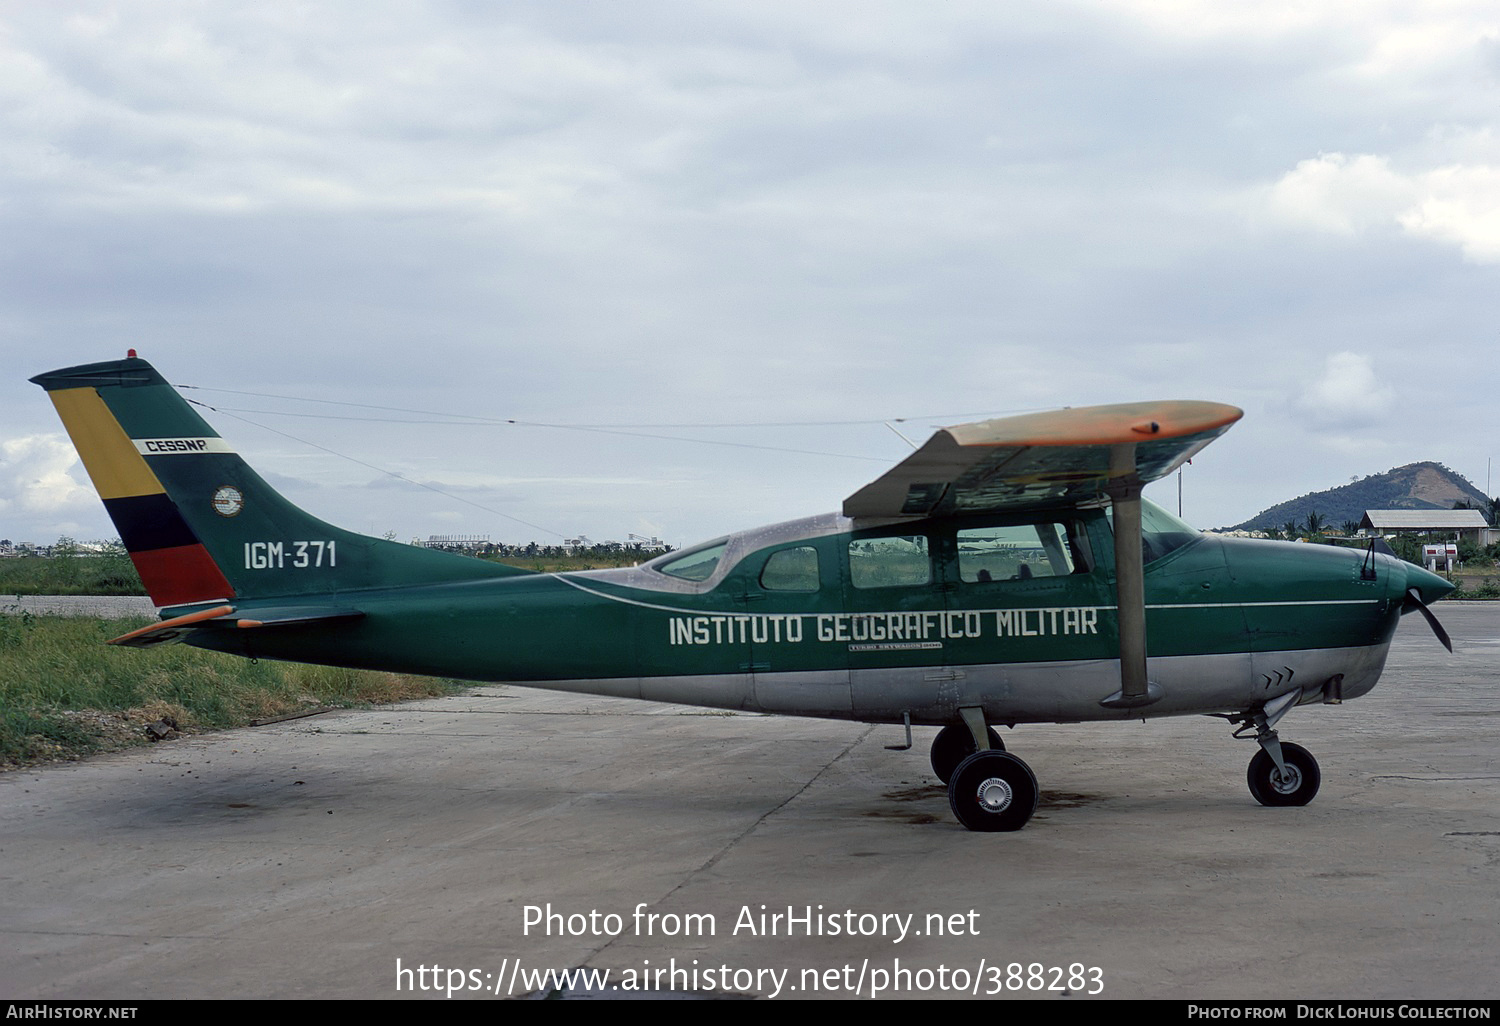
[1107,498,1201,563]
[651,541,728,582]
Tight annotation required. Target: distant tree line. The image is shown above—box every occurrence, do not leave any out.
[425,541,673,561]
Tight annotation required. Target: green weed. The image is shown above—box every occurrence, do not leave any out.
[0,615,460,768]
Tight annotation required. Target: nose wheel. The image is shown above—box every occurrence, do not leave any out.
[1225,698,1323,808]
[1247,741,1320,806]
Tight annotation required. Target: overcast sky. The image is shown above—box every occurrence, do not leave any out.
[3,1,1498,550]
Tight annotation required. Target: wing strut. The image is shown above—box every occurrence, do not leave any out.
[836,400,1242,709]
[1100,443,1162,709]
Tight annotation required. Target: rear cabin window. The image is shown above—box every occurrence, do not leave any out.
[848,535,931,589]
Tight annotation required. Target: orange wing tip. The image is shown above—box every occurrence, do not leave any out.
[949,401,1243,448]
[107,605,236,647]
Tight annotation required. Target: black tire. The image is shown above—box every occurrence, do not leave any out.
[948,750,1039,832]
[929,723,1004,784]
[1247,742,1321,807]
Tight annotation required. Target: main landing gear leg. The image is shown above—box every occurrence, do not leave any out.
[1235,701,1321,808]
[944,707,1038,832]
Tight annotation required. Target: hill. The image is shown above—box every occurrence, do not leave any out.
[1227,462,1491,533]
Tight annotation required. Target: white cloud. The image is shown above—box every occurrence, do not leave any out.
[1293,352,1396,429]
[1397,163,1500,261]
[1110,0,1499,65]
[0,433,95,518]
[1266,150,1500,262]
[1267,154,1415,235]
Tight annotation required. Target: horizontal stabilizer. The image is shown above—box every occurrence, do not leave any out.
[109,604,365,648]
[108,605,236,648]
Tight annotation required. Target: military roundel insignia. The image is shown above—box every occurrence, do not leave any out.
[212,485,244,517]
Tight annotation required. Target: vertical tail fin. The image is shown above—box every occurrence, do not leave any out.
[32,355,519,611]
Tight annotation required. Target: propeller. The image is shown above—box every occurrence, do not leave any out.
[1403,587,1453,652]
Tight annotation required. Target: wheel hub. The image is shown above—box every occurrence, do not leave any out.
[1272,765,1303,794]
[976,776,1014,812]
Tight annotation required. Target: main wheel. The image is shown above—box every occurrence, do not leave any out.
[1247,742,1321,807]
[948,750,1039,832]
[929,723,1004,784]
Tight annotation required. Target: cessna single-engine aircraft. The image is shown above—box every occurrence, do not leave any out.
[33,354,1455,831]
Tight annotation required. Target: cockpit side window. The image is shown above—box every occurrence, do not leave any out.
[760,546,820,591]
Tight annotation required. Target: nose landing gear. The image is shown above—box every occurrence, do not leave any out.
[1247,741,1321,806]
[1226,695,1322,807]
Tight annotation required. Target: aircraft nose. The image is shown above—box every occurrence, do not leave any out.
[1406,564,1457,607]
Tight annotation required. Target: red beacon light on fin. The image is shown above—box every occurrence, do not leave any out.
[127,349,137,359]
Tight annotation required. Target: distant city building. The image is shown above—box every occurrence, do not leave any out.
[0,541,54,557]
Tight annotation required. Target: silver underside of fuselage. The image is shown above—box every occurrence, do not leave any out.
[503,641,1393,726]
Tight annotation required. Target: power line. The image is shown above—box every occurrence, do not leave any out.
[189,401,565,539]
[195,403,894,463]
[177,384,1038,431]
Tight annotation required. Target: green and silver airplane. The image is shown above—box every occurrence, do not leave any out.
[32,354,1455,831]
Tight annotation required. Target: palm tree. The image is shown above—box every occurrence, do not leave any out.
[1304,511,1325,536]
[1283,519,1300,541]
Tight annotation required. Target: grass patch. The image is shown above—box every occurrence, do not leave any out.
[0,546,145,596]
[0,612,462,769]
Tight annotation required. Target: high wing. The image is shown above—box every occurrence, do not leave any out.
[844,401,1243,519]
[846,400,1244,711]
